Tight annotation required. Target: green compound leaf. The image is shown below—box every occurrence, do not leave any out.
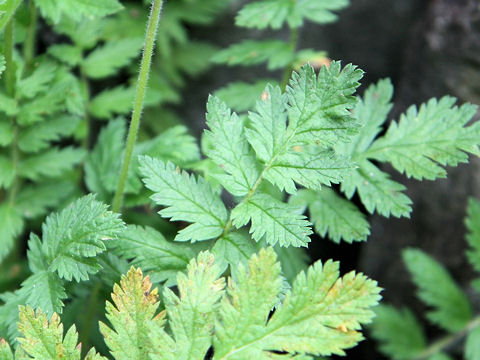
[214,79,276,113]
[337,79,412,218]
[213,247,381,359]
[244,63,361,194]
[0,93,18,116]
[18,147,85,181]
[18,115,80,153]
[139,155,228,242]
[466,197,480,273]
[34,194,125,281]
[89,86,135,119]
[100,267,162,360]
[291,188,370,243]
[18,267,67,318]
[340,78,394,156]
[15,181,76,219]
[150,252,225,360]
[0,119,13,146]
[403,248,473,332]
[232,193,312,247]
[16,76,72,126]
[285,62,362,148]
[367,96,480,180]
[341,159,412,218]
[205,96,259,196]
[36,0,123,23]
[265,147,354,194]
[85,119,129,200]
[371,305,426,360]
[83,38,144,79]
[17,307,80,360]
[0,204,23,263]
[212,40,293,70]
[17,62,57,100]
[0,155,14,189]
[236,0,349,29]
[48,44,83,66]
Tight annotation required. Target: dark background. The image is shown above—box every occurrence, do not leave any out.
[180,0,480,358]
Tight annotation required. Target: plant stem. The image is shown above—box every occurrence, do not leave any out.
[80,68,91,149]
[23,0,37,69]
[280,27,299,91]
[4,19,15,97]
[414,315,480,359]
[4,19,20,206]
[112,0,164,213]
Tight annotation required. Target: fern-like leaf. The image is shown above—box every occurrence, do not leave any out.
[367,97,480,180]
[36,194,124,281]
[139,155,228,242]
[403,248,472,332]
[36,0,123,23]
[231,193,312,247]
[100,267,162,360]
[212,40,293,70]
[371,305,426,360]
[82,38,144,79]
[213,247,381,359]
[337,79,413,217]
[291,188,370,243]
[150,252,225,359]
[205,96,259,196]
[235,0,349,29]
[17,307,80,360]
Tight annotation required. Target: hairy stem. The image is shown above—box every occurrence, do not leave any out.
[23,0,38,69]
[415,315,480,359]
[280,27,299,91]
[112,0,164,213]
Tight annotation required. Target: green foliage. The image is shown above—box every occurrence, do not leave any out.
[82,38,143,79]
[213,40,294,70]
[366,96,480,180]
[35,0,123,23]
[371,197,480,360]
[1,0,480,359]
[0,0,21,31]
[466,197,480,272]
[139,156,228,242]
[290,188,370,243]
[236,0,349,29]
[1,249,380,359]
[213,248,380,359]
[0,195,123,343]
[466,327,480,360]
[337,79,413,218]
[371,305,426,360]
[403,249,472,332]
